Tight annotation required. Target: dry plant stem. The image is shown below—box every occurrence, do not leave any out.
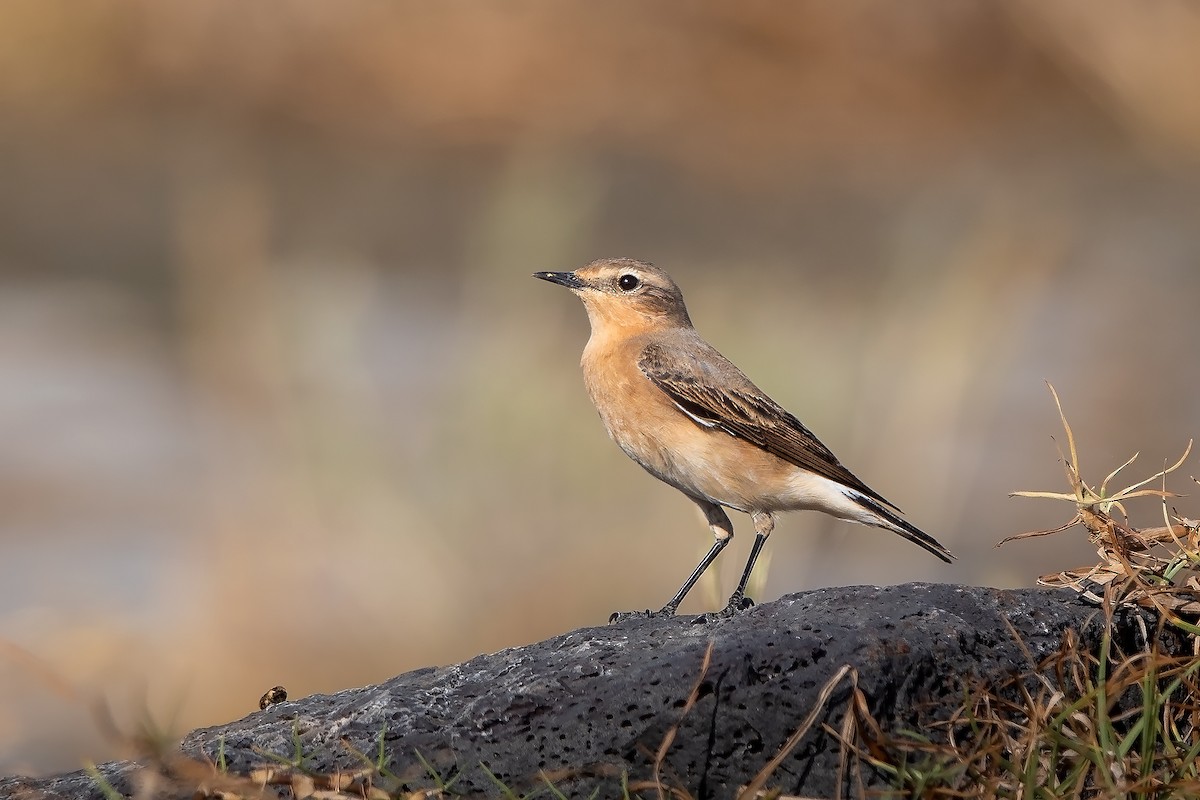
[1008,382,1189,519]
[653,640,714,800]
[737,663,860,800]
[858,603,1200,799]
[1001,382,1200,629]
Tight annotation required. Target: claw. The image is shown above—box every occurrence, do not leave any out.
[692,594,755,624]
[608,600,684,623]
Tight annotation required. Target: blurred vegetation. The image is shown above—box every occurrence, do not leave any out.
[2,0,1200,778]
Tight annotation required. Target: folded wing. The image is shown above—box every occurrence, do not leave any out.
[638,340,897,510]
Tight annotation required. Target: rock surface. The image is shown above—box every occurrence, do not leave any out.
[0,584,1136,799]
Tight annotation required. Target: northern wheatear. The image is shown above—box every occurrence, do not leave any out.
[535,258,954,619]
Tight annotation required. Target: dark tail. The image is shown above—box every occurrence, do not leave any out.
[852,495,955,563]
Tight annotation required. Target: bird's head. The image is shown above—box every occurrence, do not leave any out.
[534,258,692,333]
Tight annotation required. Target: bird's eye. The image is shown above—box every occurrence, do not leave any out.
[618,274,640,292]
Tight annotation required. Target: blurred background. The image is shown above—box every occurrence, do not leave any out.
[2,0,1200,776]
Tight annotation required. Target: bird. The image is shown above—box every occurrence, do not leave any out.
[534,258,954,620]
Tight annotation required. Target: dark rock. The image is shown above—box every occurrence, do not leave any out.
[0,584,1138,799]
[0,761,140,800]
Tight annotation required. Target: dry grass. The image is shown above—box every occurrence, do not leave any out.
[854,381,1200,799]
[861,615,1200,799]
[1002,383,1200,634]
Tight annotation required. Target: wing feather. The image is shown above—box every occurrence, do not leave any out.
[638,341,895,509]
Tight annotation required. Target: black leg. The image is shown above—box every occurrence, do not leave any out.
[723,531,768,613]
[701,510,774,621]
[609,499,734,623]
[658,535,730,615]
[608,536,730,623]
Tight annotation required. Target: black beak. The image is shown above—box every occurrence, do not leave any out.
[533,271,584,289]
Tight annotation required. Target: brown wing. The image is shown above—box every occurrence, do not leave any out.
[638,340,896,509]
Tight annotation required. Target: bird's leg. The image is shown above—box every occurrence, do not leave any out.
[658,534,729,615]
[609,500,733,623]
[719,511,775,616]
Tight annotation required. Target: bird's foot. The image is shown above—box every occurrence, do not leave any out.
[691,594,755,625]
[608,605,677,624]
